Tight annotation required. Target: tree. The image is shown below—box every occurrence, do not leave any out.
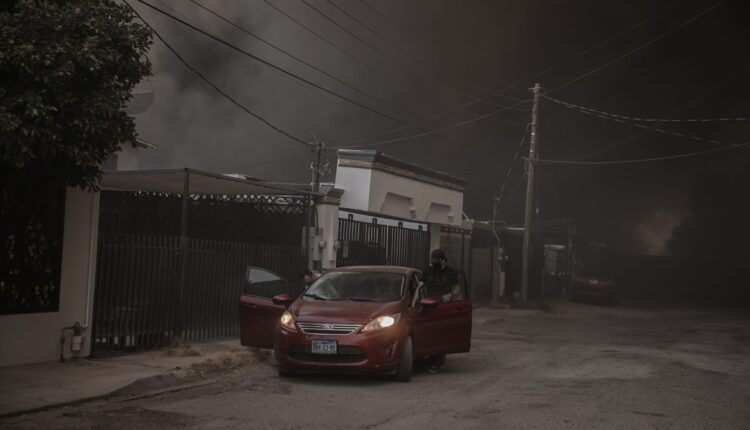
[0,0,152,313]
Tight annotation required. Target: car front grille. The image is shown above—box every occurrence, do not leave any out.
[287,345,366,363]
[297,322,361,335]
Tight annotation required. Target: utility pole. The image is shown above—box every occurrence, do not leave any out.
[520,83,542,304]
[312,140,323,193]
[306,138,324,270]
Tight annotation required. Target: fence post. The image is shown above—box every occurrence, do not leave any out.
[176,170,190,339]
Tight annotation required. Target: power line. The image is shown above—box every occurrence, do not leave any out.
[548,0,728,93]
[191,0,528,152]
[126,1,312,148]
[301,0,528,112]
[544,95,748,123]
[534,142,750,165]
[335,97,531,149]
[188,0,429,123]
[359,0,686,96]
[132,0,407,124]
[260,0,529,148]
[328,0,527,103]
[544,95,739,147]
[557,65,748,161]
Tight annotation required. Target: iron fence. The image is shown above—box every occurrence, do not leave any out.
[91,190,309,354]
[337,217,430,270]
[92,233,307,352]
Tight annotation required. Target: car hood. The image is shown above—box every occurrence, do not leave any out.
[290,299,402,324]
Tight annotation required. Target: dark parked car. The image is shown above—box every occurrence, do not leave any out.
[571,269,618,305]
[239,266,472,382]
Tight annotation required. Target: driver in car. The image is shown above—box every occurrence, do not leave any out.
[422,249,462,304]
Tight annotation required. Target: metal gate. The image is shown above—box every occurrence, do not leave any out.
[337,216,430,270]
[91,190,309,354]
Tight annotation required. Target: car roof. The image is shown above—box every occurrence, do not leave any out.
[329,266,416,275]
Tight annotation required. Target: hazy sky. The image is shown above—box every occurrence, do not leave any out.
[130,0,749,255]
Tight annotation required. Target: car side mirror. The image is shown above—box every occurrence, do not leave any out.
[272,293,292,308]
[420,298,439,310]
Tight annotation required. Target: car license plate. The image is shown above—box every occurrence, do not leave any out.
[311,340,337,355]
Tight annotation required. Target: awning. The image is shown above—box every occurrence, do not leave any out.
[100,168,315,196]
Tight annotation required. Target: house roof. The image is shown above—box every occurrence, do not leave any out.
[100,168,317,196]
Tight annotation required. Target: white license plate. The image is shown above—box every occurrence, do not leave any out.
[311,340,337,355]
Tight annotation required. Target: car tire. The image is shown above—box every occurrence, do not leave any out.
[278,368,292,378]
[395,336,414,382]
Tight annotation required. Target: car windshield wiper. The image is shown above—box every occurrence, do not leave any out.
[347,297,378,302]
[303,293,327,300]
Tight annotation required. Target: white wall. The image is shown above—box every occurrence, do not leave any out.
[335,165,372,212]
[368,169,463,226]
[335,165,464,227]
[0,188,99,367]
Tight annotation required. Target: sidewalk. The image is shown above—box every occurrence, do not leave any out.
[0,338,244,417]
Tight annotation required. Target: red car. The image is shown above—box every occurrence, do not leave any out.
[239,266,472,382]
[571,269,619,305]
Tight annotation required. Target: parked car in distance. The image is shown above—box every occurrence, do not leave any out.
[239,266,472,382]
[571,269,618,305]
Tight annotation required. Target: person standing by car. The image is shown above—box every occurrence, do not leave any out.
[422,249,461,303]
[421,249,461,374]
[301,269,320,290]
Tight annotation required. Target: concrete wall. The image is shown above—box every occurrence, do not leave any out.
[335,165,464,227]
[335,165,372,211]
[0,188,100,367]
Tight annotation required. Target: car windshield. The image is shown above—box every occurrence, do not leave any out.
[304,271,404,302]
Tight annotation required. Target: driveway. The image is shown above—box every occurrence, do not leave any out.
[3,301,749,429]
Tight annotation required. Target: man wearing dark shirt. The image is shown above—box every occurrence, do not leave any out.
[421,249,461,303]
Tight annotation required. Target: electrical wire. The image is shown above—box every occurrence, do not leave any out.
[544,95,747,123]
[336,97,531,149]
[301,0,529,112]
[358,0,686,96]
[189,0,435,123]
[126,1,313,148]
[190,0,527,153]
[544,95,738,147]
[327,0,527,103]
[132,0,408,124]
[555,65,748,161]
[547,0,728,94]
[534,142,750,165]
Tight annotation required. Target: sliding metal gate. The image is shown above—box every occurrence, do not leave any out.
[91,191,309,354]
[337,216,430,270]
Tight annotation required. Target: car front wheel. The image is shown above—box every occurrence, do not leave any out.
[395,336,414,382]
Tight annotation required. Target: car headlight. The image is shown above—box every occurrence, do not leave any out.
[361,313,401,332]
[280,311,297,331]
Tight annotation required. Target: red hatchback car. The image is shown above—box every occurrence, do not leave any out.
[239,266,472,382]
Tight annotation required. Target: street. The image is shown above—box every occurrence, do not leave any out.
[3,302,749,430]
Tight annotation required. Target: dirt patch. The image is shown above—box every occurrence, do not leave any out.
[164,338,201,357]
[189,349,260,377]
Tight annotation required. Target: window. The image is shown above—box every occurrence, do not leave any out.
[243,266,294,298]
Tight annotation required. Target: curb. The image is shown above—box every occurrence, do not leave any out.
[0,373,212,419]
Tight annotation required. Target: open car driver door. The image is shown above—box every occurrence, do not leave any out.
[239,266,294,349]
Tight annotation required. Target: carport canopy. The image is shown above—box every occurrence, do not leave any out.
[100,168,315,196]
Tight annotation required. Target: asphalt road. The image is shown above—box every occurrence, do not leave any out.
[3,301,750,429]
